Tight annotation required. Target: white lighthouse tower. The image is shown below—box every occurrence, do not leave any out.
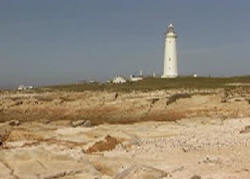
[162,24,178,78]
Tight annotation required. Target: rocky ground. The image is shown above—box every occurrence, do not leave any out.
[0,88,250,179]
[0,88,250,124]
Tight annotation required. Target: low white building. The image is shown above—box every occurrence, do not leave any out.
[112,76,126,84]
[129,75,143,82]
[17,85,33,91]
[89,80,96,83]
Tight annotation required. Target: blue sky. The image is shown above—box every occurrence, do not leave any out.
[0,0,250,88]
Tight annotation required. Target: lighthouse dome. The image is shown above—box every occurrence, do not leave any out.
[166,24,177,37]
[167,24,175,33]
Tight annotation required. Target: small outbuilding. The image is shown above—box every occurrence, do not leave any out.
[129,75,143,82]
[17,85,33,91]
[112,76,126,84]
[193,74,198,78]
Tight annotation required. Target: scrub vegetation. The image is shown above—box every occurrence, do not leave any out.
[42,76,250,92]
[1,75,249,126]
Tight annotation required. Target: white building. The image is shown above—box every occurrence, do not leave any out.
[112,76,126,84]
[162,24,178,78]
[129,75,143,82]
[193,74,198,78]
[17,85,33,91]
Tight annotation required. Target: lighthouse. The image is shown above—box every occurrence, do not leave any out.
[162,24,178,78]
